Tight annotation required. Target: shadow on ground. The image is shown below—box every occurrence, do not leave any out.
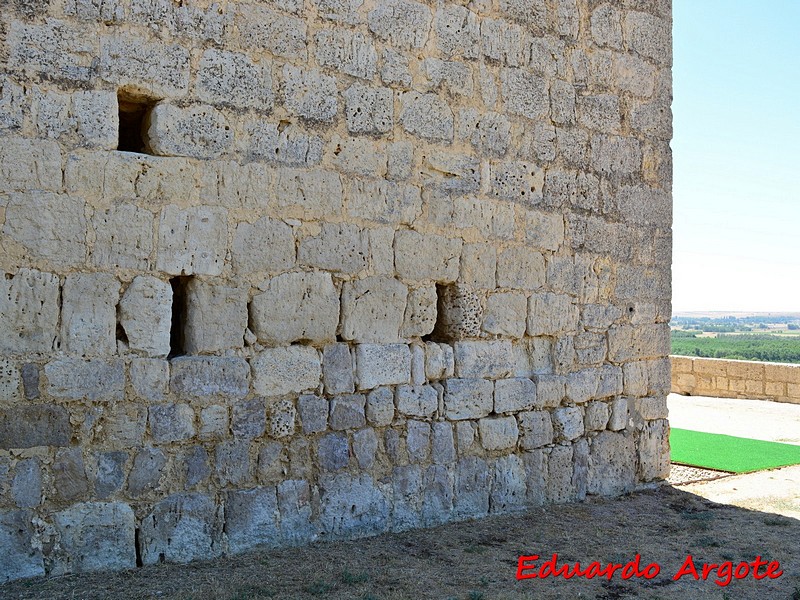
[2,485,798,600]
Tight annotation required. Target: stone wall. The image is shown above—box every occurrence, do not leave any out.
[671,356,800,404]
[0,0,672,582]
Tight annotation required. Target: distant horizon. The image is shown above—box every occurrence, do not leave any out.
[672,311,800,318]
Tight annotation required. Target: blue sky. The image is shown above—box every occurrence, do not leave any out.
[671,0,800,313]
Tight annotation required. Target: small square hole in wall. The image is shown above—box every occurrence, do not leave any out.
[169,276,191,358]
[117,91,157,153]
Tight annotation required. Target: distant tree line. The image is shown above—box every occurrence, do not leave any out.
[671,333,800,364]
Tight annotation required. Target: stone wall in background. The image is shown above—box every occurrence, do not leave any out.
[0,0,672,582]
[671,356,800,404]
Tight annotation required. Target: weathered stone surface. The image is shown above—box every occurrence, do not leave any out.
[12,459,41,508]
[95,451,128,498]
[156,205,227,276]
[252,347,321,397]
[184,280,248,354]
[225,487,280,554]
[53,447,89,503]
[395,385,438,418]
[51,502,136,575]
[149,404,195,443]
[368,0,432,49]
[444,378,494,420]
[342,83,394,134]
[355,344,411,390]
[232,217,295,276]
[277,479,317,545]
[171,357,249,399]
[215,440,251,487]
[298,394,328,434]
[0,269,59,354]
[236,5,307,59]
[127,448,167,496]
[424,342,455,381]
[482,292,527,338]
[400,286,438,339]
[494,378,537,414]
[588,431,636,496]
[518,410,553,450]
[341,277,408,343]
[317,432,349,472]
[319,473,389,538]
[454,341,513,379]
[140,493,222,565]
[527,293,579,336]
[366,387,395,426]
[552,406,584,442]
[454,456,490,519]
[45,359,125,401]
[638,419,670,481]
[407,420,431,463]
[399,92,454,142]
[60,273,119,356]
[118,276,172,358]
[283,65,338,122]
[353,428,378,469]
[0,510,44,582]
[329,394,366,430]
[491,454,526,513]
[322,344,355,395]
[316,29,377,80]
[196,48,274,110]
[585,401,610,431]
[431,284,483,341]
[148,104,232,159]
[130,359,169,402]
[251,272,339,346]
[478,416,519,451]
[0,360,20,402]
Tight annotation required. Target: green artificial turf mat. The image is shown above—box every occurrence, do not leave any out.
[670,428,800,474]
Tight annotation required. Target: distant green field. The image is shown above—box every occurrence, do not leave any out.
[671,332,800,364]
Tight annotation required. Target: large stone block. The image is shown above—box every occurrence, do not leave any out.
[147,104,232,159]
[342,83,394,134]
[395,230,462,282]
[491,454,527,513]
[251,272,339,345]
[443,378,494,420]
[156,205,227,276]
[0,404,71,450]
[232,217,295,276]
[494,377,537,414]
[638,419,670,481]
[50,502,135,575]
[0,269,59,354]
[454,456,490,519]
[482,292,527,338]
[399,92,454,142]
[183,280,248,354]
[329,394,366,430]
[367,0,432,49]
[552,406,584,442]
[91,203,154,270]
[454,341,513,379]
[527,293,579,336]
[315,29,377,80]
[319,473,390,539]
[366,387,395,426]
[355,344,411,390]
[149,404,195,443]
[0,510,44,583]
[251,347,321,397]
[45,359,124,401]
[140,493,222,565]
[0,137,62,192]
[236,5,307,59]
[298,222,369,274]
[225,487,280,554]
[60,273,120,357]
[341,276,408,343]
[478,416,519,451]
[170,357,250,399]
[501,68,548,120]
[588,431,636,496]
[118,276,172,358]
[282,65,338,122]
[99,35,189,96]
[518,410,553,450]
[401,286,438,339]
[395,385,438,418]
[196,48,274,110]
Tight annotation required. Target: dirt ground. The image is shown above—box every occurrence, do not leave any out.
[3,474,799,600]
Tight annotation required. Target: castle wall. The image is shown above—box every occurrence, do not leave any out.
[0,0,672,581]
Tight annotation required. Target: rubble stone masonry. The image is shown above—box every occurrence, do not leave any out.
[0,0,672,582]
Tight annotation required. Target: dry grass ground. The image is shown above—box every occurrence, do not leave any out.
[3,478,799,600]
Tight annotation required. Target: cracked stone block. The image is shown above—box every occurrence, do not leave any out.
[53,447,89,503]
[407,420,431,464]
[215,440,251,487]
[424,342,455,380]
[353,428,378,469]
[341,276,408,343]
[118,276,172,358]
[395,385,438,418]
[60,273,120,356]
[232,217,295,276]
[147,104,232,159]
[252,347,321,397]
[184,280,248,354]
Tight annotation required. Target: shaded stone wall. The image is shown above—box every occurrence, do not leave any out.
[0,0,672,582]
[672,356,800,404]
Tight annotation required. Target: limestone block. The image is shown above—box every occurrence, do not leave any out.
[0,510,44,582]
[566,368,600,404]
[454,341,513,379]
[342,83,393,134]
[634,396,668,421]
[247,123,323,165]
[315,29,377,80]
[321,344,354,395]
[341,276,408,343]
[231,217,294,276]
[552,406,584,441]
[607,324,670,363]
[347,179,422,225]
[329,394,366,430]
[401,286,437,339]
[481,19,529,67]
[380,48,413,87]
[590,134,642,177]
[231,399,266,439]
[590,3,622,48]
[170,357,250,399]
[623,361,648,397]
[489,160,544,203]
[405,420,429,463]
[126,448,167,496]
[312,0,363,24]
[623,11,671,66]
[140,493,222,565]
[53,447,90,503]
[94,451,127,498]
[271,400,297,440]
[638,419,670,481]
[11,458,41,509]
[399,92,454,142]
[4,192,87,270]
[215,440,251,486]
[59,273,119,356]
[252,347,321,397]
[276,479,317,545]
[128,359,168,403]
[196,48,273,110]
[51,502,135,575]
[578,94,621,134]
[585,401,610,431]
[434,4,480,58]
[494,377,537,414]
[91,204,154,270]
[444,378,494,420]
[225,487,280,554]
[366,387,395,426]
[0,77,24,130]
[250,272,339,346]
[394,230,462,282]
[319,472,389,538]
[0,404,70,450]
[299,223,369,274]
[282,65,338,122]
[0,359,20,401]
[355,344,411,390]
[460,243,497,289]
[501,68,548,120]
[367,0,432,49]
[183,280,248,354]
[149,404,195,443]
[236,5,307,59]
[118,276,172,358]
[491,454,527,513]
[518,410,553,450]
[99,35,189,96]
[330,136,387,178]
[386,142,414,181]
[396,385,438,418]
[482,292,527,338]
[478,416,519,451]
[423,59,474,96]
[527,293,579,336]
[391,464,422,531]
[257,442,284,483]
[467,111,512,157]
[101,404,146,447]
[317,432,349,472]
[156,205,227,276]
[424,342,455,381]
[0,137,61,193]
[0,269,59,354]
[421,151,481,195]
[454,456,490,519]
[588,431,636,495]
[431,422,455,465]
[45,359,124,402]
[647,358,672,395]
[298,394,328,434]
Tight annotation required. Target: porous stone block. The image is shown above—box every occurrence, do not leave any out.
[317,432,349,472]
[566,368,600,404]
[231,399,266,440]
[91,203,154,270]
[102,404,146,447]
[366,387,395,426]
[127,448,166,496]
[130,359,169,401]
[491,454,527,513]
[454,341,513,379]
[355,344,412,390]
[552,406,584,442]
[367,0,432,49]
[401,286,437,339]
[501,68,548,120]
[527,293,579,336]
[184,280,248,354]
[156,205,227,276]
[149,404,195,443]
[395,385,438,418]
[45,359,124,402]
[0,510,44,582]
[341,276,408,343]
[95,452,127,498]
[250,272,339,346]
[147,104,232,159]
[232,217,295,276]
[252,347,322,397]
[395,230,462,282]
[225,487,280,554]
[424,342,455,381]
[431,422,455,465]
[588,431,636,496]
[0,269,59,353]
[0,137,62,192]
[329,394,366,430]
[607,397,628,431]
[236,5,307,59]
[434,4,480,59]
[494,377,537,414]
[482,293,527,338]
[381,48,413,87]
[346,179,422,225]
[196,48,274,110]
[407,420,431,463]
[298,222,369,274]
[298,394,328,434]
[342,83,393,134]
[638,419,670,481]
[50,502,136,575]
[496,248,546,290]
[315,29,377,80]
[518,410,553,450]
[247,123,323,165]
[423,58,473,96]
[454,456,490,519]
[60,273,119,357]
[443,378,494,420]
[321,344,355,395]
[140,493,222,565]
[399,92,454,142]
[585,401,610,431]
[431,284,483,341]
[118,276,172,358]
[171,357,249,399]
[99,35,189,96]
[478,416,519,451]
[282,65,338,122]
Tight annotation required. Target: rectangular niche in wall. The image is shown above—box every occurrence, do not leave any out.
[117,91,157,154]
